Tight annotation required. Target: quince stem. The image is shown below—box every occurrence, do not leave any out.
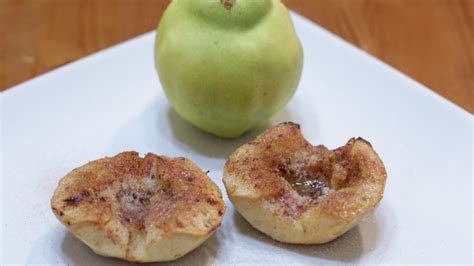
[220,0,235,9]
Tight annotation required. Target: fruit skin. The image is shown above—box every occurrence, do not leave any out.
[155,0,303,138]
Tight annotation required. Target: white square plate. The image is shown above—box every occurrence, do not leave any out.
[2,13,473,265]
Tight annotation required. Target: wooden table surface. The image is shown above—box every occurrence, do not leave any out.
[1,0,473,113]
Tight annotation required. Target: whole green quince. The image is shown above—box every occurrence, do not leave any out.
[155,0,303,138]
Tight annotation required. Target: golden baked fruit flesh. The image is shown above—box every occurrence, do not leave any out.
[51,152,226,262]
[223,122,387,244]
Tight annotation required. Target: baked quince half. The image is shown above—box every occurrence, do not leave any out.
[223,122,387,244]
[51,152,226,262]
